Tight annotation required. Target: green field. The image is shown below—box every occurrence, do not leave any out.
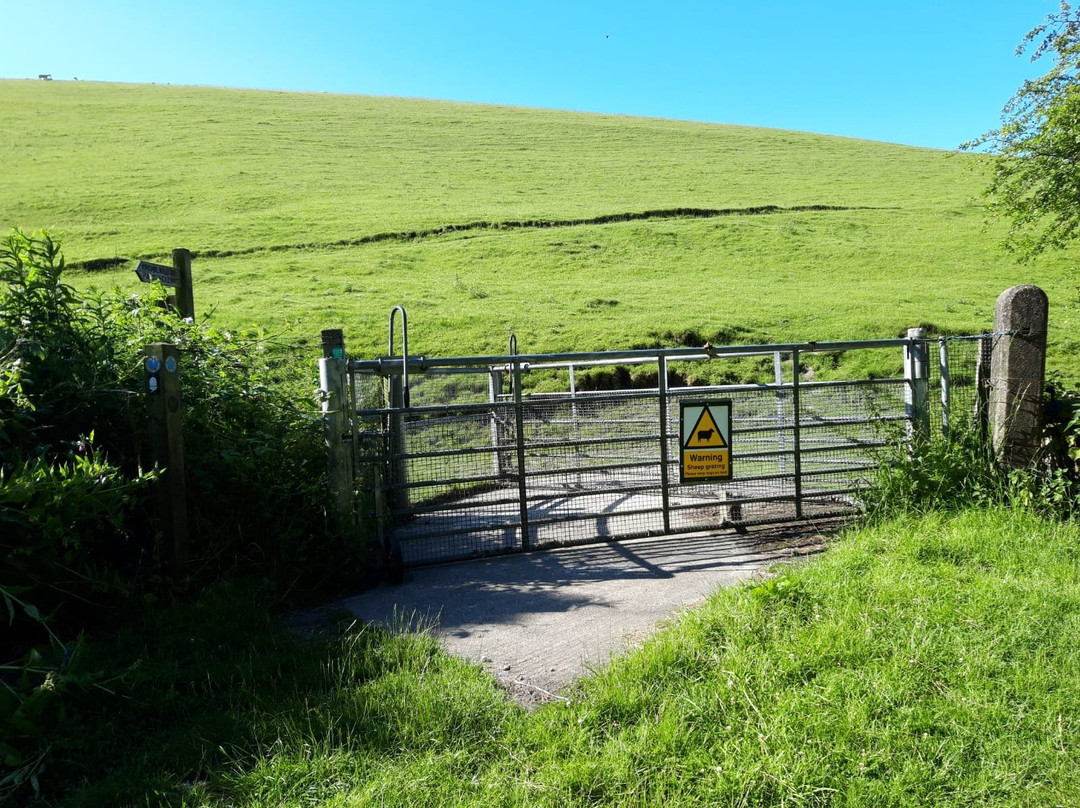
[3,79,1078,380]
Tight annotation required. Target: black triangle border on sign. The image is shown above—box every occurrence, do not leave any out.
[685,405,727,449]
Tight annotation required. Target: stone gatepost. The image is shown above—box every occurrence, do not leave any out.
[990,285,1049,468]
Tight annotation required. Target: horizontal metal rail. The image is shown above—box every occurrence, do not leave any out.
[349,337,915,374]
[340,330,988,566]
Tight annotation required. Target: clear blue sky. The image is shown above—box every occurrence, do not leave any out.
[1,0,1061,150]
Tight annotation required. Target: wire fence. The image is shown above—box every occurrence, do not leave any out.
[349,335,989,566]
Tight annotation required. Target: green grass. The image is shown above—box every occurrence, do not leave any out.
[29,507,1080,807]
[8,77,1080,807]
[4,79,1080,381]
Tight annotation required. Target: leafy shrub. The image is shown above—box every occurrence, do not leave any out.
[2,441,157,618]
[0,585,101,802]
[0,229,364,798]
[1,229,357,612]
[868,424,1007,515]
[868,383,1080,519]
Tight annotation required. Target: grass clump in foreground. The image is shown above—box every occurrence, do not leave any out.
[29,507,1080,807]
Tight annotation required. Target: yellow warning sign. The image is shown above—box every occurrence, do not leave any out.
[683,450,730,479]
[685,406,728,449]
[679,400,732,483]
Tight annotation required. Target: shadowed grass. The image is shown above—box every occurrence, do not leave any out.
[33,508,1080,807]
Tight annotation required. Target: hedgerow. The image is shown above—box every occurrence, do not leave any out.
[1,230,358,796]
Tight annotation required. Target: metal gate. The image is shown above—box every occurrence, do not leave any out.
[339,318,986,566]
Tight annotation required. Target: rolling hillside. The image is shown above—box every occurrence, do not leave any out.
[2,79,1077,377]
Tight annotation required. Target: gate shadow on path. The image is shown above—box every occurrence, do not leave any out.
[322,519,843,704]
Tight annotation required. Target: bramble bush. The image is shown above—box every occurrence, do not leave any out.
[1,230,359,797]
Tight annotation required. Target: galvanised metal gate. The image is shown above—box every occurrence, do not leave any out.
[344,320,986,566]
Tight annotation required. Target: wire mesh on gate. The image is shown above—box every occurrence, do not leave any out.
[928,336,988,440]
[521,391,666,547]
[347,336,985,566]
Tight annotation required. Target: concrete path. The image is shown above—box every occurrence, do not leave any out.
[318,521,837,705]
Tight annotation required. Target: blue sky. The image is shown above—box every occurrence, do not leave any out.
[1,0,1061,149]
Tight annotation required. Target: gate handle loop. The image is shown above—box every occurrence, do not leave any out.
[389,305,409,408]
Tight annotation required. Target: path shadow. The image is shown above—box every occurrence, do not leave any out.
[332,519,841,637]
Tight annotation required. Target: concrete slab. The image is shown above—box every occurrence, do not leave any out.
[317,520,837,706]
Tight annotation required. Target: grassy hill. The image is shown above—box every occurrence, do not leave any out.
[3,79,1078,378]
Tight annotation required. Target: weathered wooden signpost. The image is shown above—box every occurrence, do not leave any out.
[145,342,189,571]
[136,249,194,572]
[134,248,194,319]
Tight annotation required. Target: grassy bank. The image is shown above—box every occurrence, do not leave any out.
[29,507,1080,807]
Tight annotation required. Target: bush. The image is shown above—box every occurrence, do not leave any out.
[1,229,359,613]
[867,424,1007,515]
[0,229,366,799]
[868,384,1080,519]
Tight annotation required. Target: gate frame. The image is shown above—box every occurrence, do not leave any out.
[329,331,954,564]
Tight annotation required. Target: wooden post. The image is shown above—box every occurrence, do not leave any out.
[991,285,1049,468]
[172,248,194,320]
[146,342,189,571]
[319,329,355,528]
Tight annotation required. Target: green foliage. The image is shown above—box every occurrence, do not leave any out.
[868,426,1009,515]
[0,584,105,803]
[1,230,152,609]
[868,380,1080,520]
[0,230,356,801]
[1,229,348,611]
[15,585,512,806]
[2,442,157,610]
[25,511,1080,806]
[965,2,1080,259]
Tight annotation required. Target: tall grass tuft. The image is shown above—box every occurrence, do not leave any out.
[867,425,1008,516]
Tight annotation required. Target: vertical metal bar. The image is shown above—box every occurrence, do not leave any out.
[386,307,409,517]
[939,337,951,441]
[372,459,389,564]
[386,373,407,514]
[774,350,786,477]
[975,335,992,439]
[512,357,530,551]
[569,363,581,447]
[657,356,671,534]
[388,306,409,407]
[791,348,803,519]
[489,370,503,477]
